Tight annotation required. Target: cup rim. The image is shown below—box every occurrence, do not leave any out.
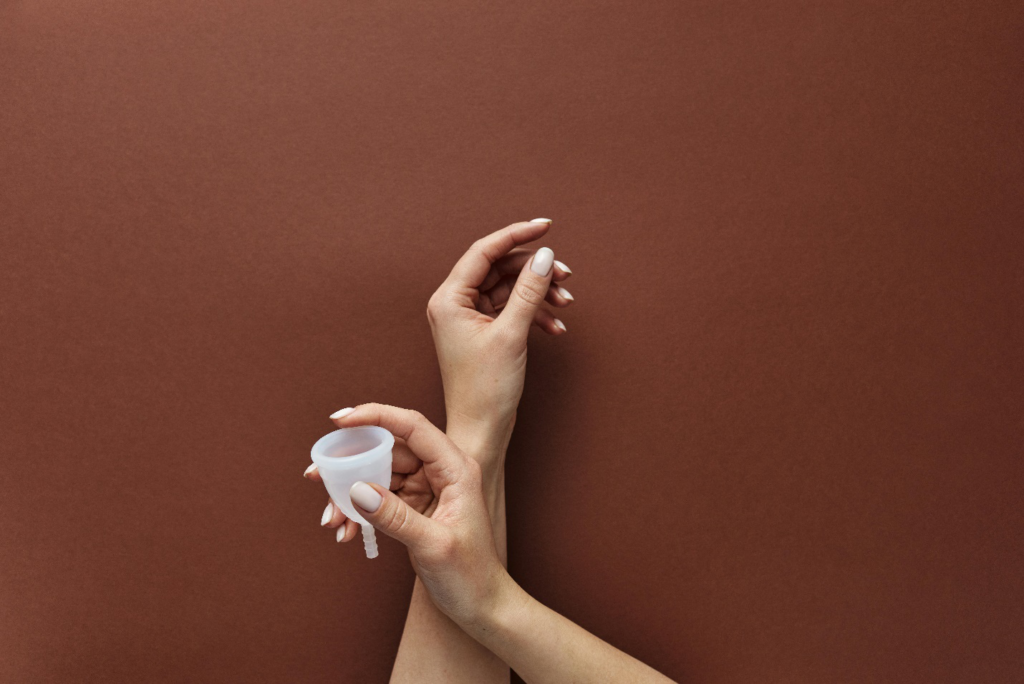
[310,426,395,469]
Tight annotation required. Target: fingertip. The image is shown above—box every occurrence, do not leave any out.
[530,247,555,277]
[554,318,567,334]
[350,481,384,513]
[303,463,318,479]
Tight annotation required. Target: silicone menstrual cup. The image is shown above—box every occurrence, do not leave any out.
[311,426,394,559]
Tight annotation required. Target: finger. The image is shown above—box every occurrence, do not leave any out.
[350,481,437,552]
[396,481,435,515]
[446,220,552,291]
[476,293,498,317]
[531,308,567,336]
[487,276,574,311]
[392,438,420,474]
[496,247,555,335]
[479,249,572,291]
[336,520,356,543]
[320,499,348,529]
[306,439,418,481]
[331,403,464,487]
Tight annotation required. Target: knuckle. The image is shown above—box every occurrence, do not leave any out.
[467,239,488,257]
[380,498,410,533]
[426,291,450,323]
[514,280,546,307]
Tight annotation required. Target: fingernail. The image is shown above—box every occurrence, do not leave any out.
[336,525,347,543]
[330,407,355,419]
[529,218,552,225]
[350,481,383,513]
[321,502,334,526]
[303,463,317,478]
[554,260,571,275]
[554,318,567,332]
[531,247,554,276]
[555,286,574,301]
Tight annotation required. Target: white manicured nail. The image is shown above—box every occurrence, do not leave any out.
[531,247,554,276]
[350,482,383,513]
[330,407,355,419]
[554,260,571,274]
[336,525,347,543]
[530,218,552,225]
[554,318,567,332]
[321,502,334,526]
[556,286,573,301]
[303,463,317,478]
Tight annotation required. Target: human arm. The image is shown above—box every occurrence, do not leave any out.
[333,403,676,684]
[392,219,573,682]
[306,220,573,682]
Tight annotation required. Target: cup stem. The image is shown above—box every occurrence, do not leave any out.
[361,524,378,559]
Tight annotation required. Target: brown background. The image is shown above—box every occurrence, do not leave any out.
[1,1,1022,682]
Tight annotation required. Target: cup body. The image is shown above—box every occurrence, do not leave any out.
[310,426,394,525]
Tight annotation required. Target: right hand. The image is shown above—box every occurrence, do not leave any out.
[330,402,512,625]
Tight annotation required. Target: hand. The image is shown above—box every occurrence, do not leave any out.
[427,219,573,463]
[327,404,677,684]
[330,402,512,625]
[302,435,436,543]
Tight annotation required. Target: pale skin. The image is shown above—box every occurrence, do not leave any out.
[304,220,674,683]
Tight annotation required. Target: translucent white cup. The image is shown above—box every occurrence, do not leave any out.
[311,426,394,559]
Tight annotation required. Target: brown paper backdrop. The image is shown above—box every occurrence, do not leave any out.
[2,2,1022,682]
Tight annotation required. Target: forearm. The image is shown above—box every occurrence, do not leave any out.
[463,575,676,684]
[391,577,507,683]
[390,424,510,683]
[446,419,512,562]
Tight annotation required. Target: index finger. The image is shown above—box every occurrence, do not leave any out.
[330,403,464,486]
[445,219,552,291]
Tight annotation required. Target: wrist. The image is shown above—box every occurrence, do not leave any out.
[446,420,508,564]
[461,568,532,638]
[445,410,514,467]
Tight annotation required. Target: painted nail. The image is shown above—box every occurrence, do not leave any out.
[321,502,334,526]
[555,286,574,301]
[554,260,572,275]
[554,318,567,332]
[330,407,355,419]
[303,463,317,478]
[529,218,552,225]
[531,247,554,276]
[336,525,347,543]
[350,482,383,513]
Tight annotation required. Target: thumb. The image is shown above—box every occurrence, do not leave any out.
[350,481,434,552]
[497,246,555,335]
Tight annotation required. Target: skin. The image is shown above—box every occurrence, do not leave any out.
[333,404,675,684]
[305,221,673,682]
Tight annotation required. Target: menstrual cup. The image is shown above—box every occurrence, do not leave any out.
[311,426,394,559]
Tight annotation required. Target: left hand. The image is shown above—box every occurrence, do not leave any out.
[427,219,574,463]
